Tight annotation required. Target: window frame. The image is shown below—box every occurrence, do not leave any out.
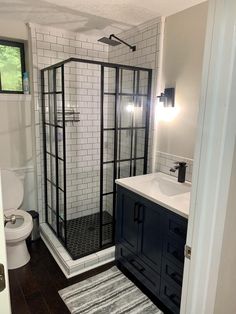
[0,39,26,94]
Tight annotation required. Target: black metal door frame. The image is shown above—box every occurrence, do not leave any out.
[41,64,67,247]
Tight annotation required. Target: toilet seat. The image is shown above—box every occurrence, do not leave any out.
[5,209,33,243]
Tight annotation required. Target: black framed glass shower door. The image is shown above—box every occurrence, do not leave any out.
[100,65,152,247]
[41,58,152,259]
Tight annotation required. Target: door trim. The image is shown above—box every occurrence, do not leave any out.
[181,0,236,312]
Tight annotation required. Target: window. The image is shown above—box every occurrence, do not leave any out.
[0,39,25,93]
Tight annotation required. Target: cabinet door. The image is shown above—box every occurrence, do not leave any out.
[138,201,164,274]
[116,187,139,253]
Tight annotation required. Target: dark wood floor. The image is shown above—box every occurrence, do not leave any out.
[8,240,114,314]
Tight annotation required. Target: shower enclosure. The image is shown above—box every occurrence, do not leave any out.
[41,58,152,259]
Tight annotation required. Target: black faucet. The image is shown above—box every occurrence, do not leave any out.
[170,161,188,183]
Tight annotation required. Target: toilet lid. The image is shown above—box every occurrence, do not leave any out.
[1,170,24,211]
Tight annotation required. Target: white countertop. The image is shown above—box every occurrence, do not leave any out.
[115,172,191,219]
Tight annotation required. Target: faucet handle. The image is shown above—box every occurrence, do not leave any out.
[174,161,187,167]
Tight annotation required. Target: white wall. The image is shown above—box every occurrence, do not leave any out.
[214,140,236,313]
[0,19,28,41]
[156,2,208,160]
[0,22,37,211]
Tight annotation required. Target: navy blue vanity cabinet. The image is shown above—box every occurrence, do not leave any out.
[115,185,188,314]
[116,187,140,253]
[116,187,164,295]
[137,197,164,274]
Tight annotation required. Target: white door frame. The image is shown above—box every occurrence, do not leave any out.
[0,171,11,313]
[181,0,236,312]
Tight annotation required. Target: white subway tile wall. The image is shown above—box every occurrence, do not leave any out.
[155,151,193,182]
[30,17,163,224]
[30,24,109,222]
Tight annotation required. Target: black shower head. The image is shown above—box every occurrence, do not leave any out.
[98,34,136,52]
[98,36,121,46]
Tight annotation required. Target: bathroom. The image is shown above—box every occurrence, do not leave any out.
[0,0,236,313]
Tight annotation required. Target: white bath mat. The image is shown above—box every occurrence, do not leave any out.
[59,266,163,314]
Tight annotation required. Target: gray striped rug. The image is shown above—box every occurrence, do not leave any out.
[59,266,163,314]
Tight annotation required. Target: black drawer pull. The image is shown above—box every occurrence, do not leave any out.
[137,204,144,224]
[134,202,139,222]
[168,293,180,307]
[129,259,145,272]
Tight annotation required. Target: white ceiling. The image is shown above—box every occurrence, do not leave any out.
[0,0,206,36]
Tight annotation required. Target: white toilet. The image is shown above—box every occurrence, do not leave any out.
[2,169,33,270]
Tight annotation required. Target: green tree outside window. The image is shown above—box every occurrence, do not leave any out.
[0,41,25,93]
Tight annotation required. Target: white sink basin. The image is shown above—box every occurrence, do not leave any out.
[153,177,191,196]
[116,172,191,218]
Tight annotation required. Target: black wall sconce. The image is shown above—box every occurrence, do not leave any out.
[157,88,175,107]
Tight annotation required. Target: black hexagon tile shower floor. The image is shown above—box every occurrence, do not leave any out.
[66,211,113,260]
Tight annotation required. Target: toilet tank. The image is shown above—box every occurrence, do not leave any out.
[1,169,24,211]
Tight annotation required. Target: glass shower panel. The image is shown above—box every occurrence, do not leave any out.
[42,61,151,259]
[134,97,147,127]
[135,159,145,176]
[59,190,64,219]
[49,94,55,125]
[49,126,55,155]
[103,163,114,194]
[56,67,62,92]
[139,71,149,95]
[103,131,114,162]
[47,182,51,208]
[48,69,54,93]
[48,208,57,232]
[119,161,131,178]
[103,95,115,129]
[56,93,63,127]
[44,71,49,93]
[118,129,132,160]
[58,217,65,241]
[58,159,64,190]
[50,156,56,184]
[119,69,136,94]
[45,125,50,153]
[135,129,145,158]
[44,94,49,123]
[119,96,134,128]
[57,128,64,159]
[104,67,116,94]
[102,194,113,246]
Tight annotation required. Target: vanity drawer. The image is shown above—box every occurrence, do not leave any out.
[162,258,183,289]
[116,244,160,295]
[160,279,181,314]
[163,236,185,269]
[167,213,187,243]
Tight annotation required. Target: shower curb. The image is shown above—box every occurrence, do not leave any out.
[40,223,115,278]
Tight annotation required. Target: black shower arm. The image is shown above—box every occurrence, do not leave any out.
[109,34,136,51]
